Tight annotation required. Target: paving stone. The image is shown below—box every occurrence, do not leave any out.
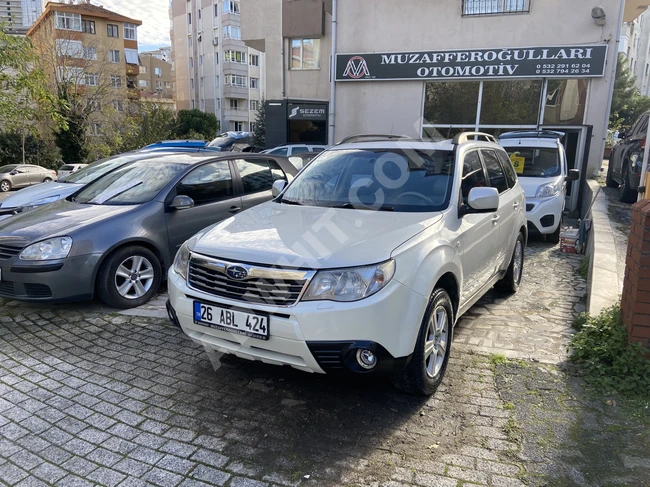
[190,449,229,468]
[229,478,269,487]
[30,463,67,483]
[191,465,231,486]
[60,456,98,477]
[129,447,165,465]
[0,462,29,485]
[144,467,184,487]
[86,447,123,467]
[490,475,527,487]
[413,472,457,487]
[87,467,127,487]
[54,475,95,487]
[156,454,196,475]
[160,440,198,459]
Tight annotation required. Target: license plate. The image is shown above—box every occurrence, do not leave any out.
[193,301,269,340]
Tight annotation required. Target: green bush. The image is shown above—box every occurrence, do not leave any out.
[570,305,650,396]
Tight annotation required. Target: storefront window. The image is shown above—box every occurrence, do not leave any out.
[423,81,480,125]
[479,80,542,125]
[543,79,588,125]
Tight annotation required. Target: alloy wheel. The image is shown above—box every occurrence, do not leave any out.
[114,255,155,299]
[424,305,449,379]
[513,240,523,284]
[0,181,9,192]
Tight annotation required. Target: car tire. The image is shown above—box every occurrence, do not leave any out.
[97,246,162,309]
[392,288,454,396]
[0,180,11,192]
[619,164,637,203]
[43,178,52,183]
[496,232,525,294]
[547,223,561,245]
[605,162,619,188]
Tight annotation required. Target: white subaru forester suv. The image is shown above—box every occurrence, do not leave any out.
[167,133,527,395]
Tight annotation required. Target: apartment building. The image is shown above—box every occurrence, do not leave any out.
[138,54,176,110]
[170,0,264,133]
[619,7,650,95]
[27,2,142,134]
[0,0,43,32]
[141,46,172,62]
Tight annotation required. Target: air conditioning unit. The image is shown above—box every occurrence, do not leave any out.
[212,38,218,46]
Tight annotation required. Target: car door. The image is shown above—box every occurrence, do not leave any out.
[458,150,501,301]
[482,149,522,272]
[164,160,242,254]
[235,158,287,210]
[614,115,647,179]
[12,166,32,188]
[28,166,44,184]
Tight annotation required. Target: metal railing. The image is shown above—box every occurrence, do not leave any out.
[462,0,530,16]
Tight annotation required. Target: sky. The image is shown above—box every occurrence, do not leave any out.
[98,0,171,51]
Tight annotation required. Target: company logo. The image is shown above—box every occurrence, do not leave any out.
[289,106,300,118]
[225,265,249,280]
[343,56,370,79]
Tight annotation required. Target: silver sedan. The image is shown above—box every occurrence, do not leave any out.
[0,165,58,192]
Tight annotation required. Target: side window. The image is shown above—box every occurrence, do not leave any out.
[482,150,509,194]
[461,151,487,204]
[268,160,286,181]
[235,159,274,194]
[176,161,234,205]
[290,146,309,155]
[496,150,518,189]
[269,147,288,156]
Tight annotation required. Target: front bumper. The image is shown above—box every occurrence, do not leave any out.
[167,266,426,375]
[525,193,565,235]
[0,254,101,302]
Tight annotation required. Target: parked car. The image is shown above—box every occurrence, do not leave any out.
[262,144,328,157]
[287,151,323,170]
[57,164,88,178]
[167,132,527,395]
[140,140,209,151]
[206,132,252,152]
[0,165,57,192]
[0,153,165,215]
[499,131,579,243]
[607,111,650,202]
[0,153,297,308]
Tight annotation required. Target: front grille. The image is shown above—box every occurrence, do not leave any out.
[526,203,535,212]
[0,280,15,296]
[24,283,52,298]
[188,256,310,306]
[0,244,22,260]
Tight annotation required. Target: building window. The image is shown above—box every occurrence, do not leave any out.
[190,78,195,89]
[480,80,541,125]
[165,81,171,88]
[56,39,83,58]
[138,79,148,87]
[107,23,118,37]
[224,50,246,64]
[187,12,191,24]
[250,77,259,89]
[85,73,99,86]
[249,54,259,66]
[124,49,139,64]
[90,122,101,136]
[110,75,122,88]
[225,75,246,88]
[200,77,204,88]
[250,100,258,111]
[200,99,205,110]
[223,0,240,15]
[214,3,218,17]
[191,99,195,109]
[56,66,85,84]
[290,38,320,69]
[229,98,239,110]
[223,25,240,39]
[197,9,201,19]
[124,22,137,40]
[156,80,163,90]
[189,57,194,68]
[155,67,162,77]
[112,99,124,112]
[543,79,588,125]
[214,52,219,64]
[462,0,530,16]
[81,19,95,34]
[249,122,256,132]
[140,66,147,74]
[109,49,120,63]
[83,47,97,60]
[199,54,203,65]
[188,36,193,47]
[215,75,220,87]
[54,11,81,31]
[233,121,244,131]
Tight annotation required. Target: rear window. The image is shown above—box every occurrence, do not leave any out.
[504,147,560,178]
[60,165,75,171]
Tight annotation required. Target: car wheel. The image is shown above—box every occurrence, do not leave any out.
[496,232,525,294]
[605,162,619,188]
[43,178,52,183]
[0,180,11,192]
[547,224,561,245]
[97,246,162,309]
[619,164,637,203]
[392,288,453,396]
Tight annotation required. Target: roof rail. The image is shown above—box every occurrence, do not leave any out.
[498,130,565,140]
[452,132,498,145]
[336,134,412,145]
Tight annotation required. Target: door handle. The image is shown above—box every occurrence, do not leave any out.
[513,201,520,209]
[492,215,500,225]
[229,206,241,213]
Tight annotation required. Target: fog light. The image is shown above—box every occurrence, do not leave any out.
[356,349,377,370]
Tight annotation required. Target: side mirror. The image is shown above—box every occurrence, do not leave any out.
[272,179,287,198]
[10,171,18,175]
[462,187,499,215]
[566,169,579,182]
[619,130,627,139]
[170,195,195,210]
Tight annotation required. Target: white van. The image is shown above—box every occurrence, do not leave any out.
[499,131,578,244]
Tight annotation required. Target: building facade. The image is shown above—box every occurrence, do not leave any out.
[170,0,264,133]
[242,0,646,213]
[138,54,176,110]
[141,46,172,62]
[0,0,43,32]
[619,8,650,95]
[27,2,142,136]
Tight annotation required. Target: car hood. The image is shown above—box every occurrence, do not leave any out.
[518,176,560,199]
[0,199,137,245]
[0,182,83,209]
[192,201,443,268]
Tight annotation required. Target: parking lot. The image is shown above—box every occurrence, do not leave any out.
[0,239,593,487]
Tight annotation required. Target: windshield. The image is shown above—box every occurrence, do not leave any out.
[280,149,454,212]
[0,165,18,174]
[62,155,144,184]
[505,147,561,178]
[74,162,187,205]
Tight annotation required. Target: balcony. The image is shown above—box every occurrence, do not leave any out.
[224,106,249,121]
[223,84,248,97]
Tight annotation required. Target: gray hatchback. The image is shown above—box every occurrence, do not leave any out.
[0,153,297,307]
[0,164,58,192]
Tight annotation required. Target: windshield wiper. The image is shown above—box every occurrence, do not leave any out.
[280,198,303,206]
[91,181,144,205]
[326,203,394,211]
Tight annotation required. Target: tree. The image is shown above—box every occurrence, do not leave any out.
[174,109,219,140]
[0,131,59,169]
[610,53,650,131]
[251,97,266,148]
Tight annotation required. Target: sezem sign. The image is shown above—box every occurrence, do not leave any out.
[336,45,608,81]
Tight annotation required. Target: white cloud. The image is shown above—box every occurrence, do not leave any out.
[93,0,170,49]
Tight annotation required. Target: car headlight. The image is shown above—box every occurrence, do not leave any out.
[22,195,60,211]
[20,236,72,261]
[302,260,396,302]
[536,180,561,198]
[173,241,190,280]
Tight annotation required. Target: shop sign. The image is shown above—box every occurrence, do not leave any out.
[336,45,608,81]
[287,103,328,121]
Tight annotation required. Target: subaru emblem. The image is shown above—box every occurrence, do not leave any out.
[226,265,249,280]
